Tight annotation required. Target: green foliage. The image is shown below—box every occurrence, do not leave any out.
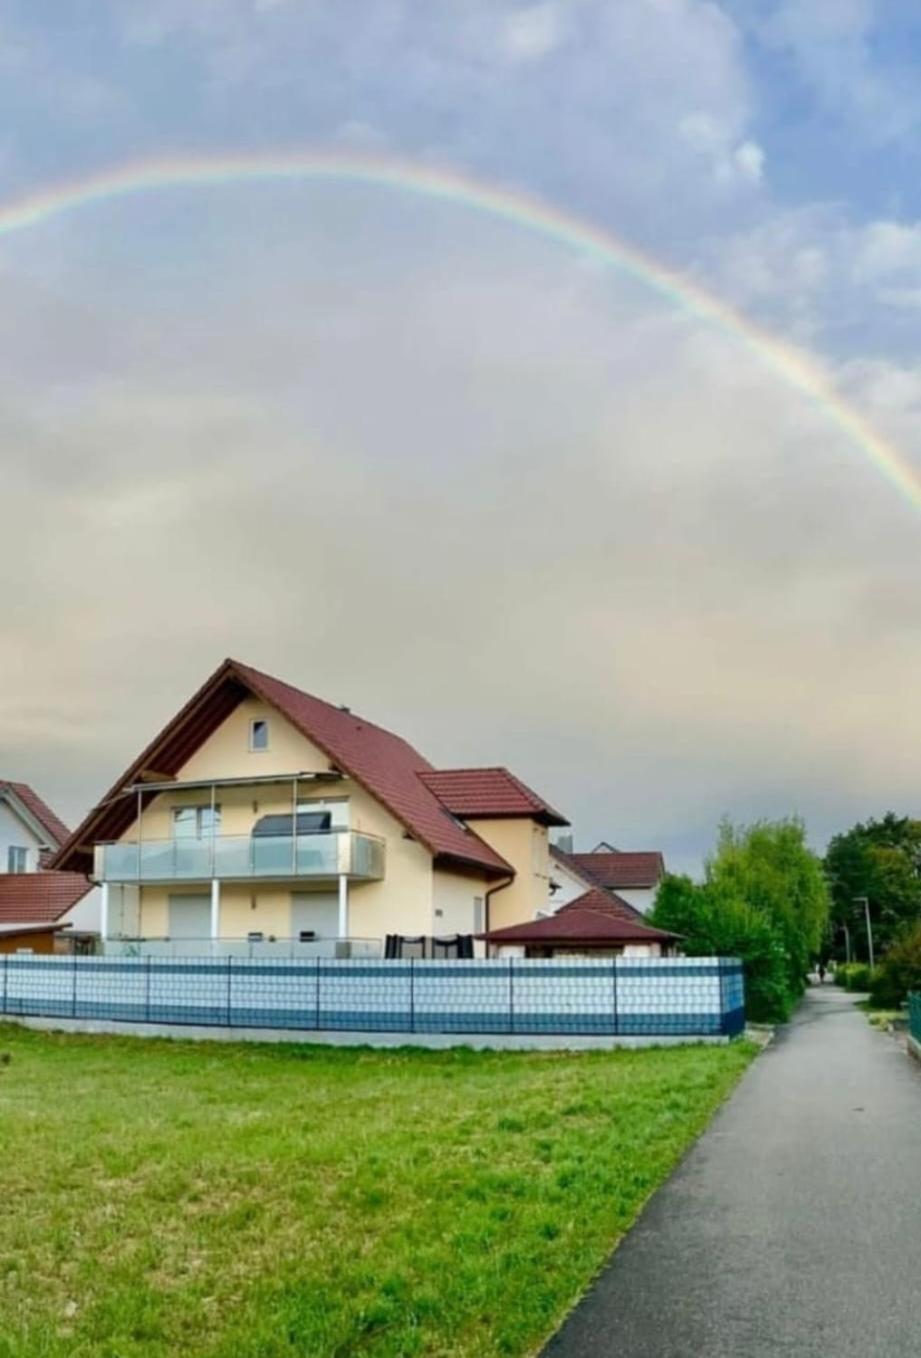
[841,962,873,992]
[652,818,829,1024]
[824,814,921,959]
[0,1026,755,1358]
[872,921,921,1007]
[707,818,828,995]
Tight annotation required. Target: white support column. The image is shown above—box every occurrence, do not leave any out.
[99,881,110,944]
[210,878,221,947]
[338,873,349,940]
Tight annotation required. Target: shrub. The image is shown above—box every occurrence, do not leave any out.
[652,875,792,1023]
[844,962,873,992]
[872,923,921,1007]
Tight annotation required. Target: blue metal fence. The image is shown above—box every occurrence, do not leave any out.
[908,992,921,1044]
[0,954,745,1038]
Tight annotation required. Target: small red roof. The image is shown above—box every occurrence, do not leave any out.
[0,921,68,938]
[0,781,71,848]
[420,768,568,826]
[0,873,92,925]
[478,888,679,946]
[553,847,665,890]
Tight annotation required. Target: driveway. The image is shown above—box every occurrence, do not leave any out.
[544,986,921,1357]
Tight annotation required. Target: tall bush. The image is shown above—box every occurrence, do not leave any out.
[872,922,921,1006]
[651,818,829,1023]
[652,875,791,1022]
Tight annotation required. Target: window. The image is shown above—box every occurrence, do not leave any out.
[473,897,485,933]
[7,846,27,873]
[250,719,269,751]
[172,806,222,839]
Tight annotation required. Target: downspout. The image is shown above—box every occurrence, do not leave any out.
[484,874,514,959]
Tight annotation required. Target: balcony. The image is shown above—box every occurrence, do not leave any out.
[95,829,385,884]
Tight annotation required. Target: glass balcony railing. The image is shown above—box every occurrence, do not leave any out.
[96,830,385,883]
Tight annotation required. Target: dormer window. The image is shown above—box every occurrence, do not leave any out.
[249,719,269,752]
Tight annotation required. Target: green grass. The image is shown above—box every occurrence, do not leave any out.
[0,1026,755,1358]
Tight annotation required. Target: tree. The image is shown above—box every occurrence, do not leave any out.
[652,874,791,1022]
[651,818,830,1022]
[707,818,828,994]
[824,814,921,959]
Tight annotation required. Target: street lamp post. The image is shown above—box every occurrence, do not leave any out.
[854,896,874,969]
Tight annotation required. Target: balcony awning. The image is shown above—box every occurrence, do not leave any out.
[124,771,345,794]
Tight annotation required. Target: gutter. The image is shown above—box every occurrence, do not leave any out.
[484,875,515,958]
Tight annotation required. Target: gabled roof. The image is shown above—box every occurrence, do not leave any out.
[420,768,568,826]
[52,659,513,879]
[0,781,71,848]
[478,888,679,945]
[0,873,92,924]
[555,886,645,923]
[551,846,665,890]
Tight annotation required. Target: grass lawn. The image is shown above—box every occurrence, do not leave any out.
[0,1026,755,1358]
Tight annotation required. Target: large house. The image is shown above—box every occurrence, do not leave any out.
[0,779,97,945]
[52,659,572,956]
[550,841,666,916]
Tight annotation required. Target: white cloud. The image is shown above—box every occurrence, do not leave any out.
[501,2,566,62]
[678,113,765,186]
[852,221,921,281]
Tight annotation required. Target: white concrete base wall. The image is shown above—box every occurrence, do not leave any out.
[4,1014,730,1050]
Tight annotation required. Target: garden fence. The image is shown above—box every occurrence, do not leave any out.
[0,954,745,1038]
[909,992,921,1045]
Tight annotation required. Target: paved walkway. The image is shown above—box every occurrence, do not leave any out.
[545,987,921,1357]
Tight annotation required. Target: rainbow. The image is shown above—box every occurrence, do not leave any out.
[0,149,917,513]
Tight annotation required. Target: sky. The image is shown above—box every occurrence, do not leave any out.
[2,1,921,874]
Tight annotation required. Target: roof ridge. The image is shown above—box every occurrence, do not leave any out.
[228,659,414,747]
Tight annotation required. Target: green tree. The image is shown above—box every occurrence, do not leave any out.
[652,874,790,1022]
[824,814,921,959]
[651,818,829,1022]
[707,818,828,993]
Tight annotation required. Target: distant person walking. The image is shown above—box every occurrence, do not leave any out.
[817,961,826,985]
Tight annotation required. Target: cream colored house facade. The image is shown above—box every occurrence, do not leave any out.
[55,660,568,956]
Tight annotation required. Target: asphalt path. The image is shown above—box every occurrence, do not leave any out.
[544,986,921,1357]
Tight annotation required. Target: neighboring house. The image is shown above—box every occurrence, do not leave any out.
[0,780,98,942]
[0,779,71,873]
[51,658,569,956]
[550,841,666,916]
[479,887,680,958]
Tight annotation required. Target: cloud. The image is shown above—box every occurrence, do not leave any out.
[678,112,765,185]
[2,181,921,873]
[501,3,567,63]
[746,0,921,145]
[1,0,920,873]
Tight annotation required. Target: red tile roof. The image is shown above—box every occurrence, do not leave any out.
[557,886,645,922]
[53,659,514,879]
[0,873,92,924]
[0,781,71,848]
[478,888,679,945]
[552,847,665,890]
[420,768,568,826]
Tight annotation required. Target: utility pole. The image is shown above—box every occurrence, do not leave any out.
[854,896,874,969]
[842,923,851,965]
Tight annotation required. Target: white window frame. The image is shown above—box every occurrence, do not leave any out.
[7,845,28,873]
[172,805,222,840]
[249,718,269,752]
